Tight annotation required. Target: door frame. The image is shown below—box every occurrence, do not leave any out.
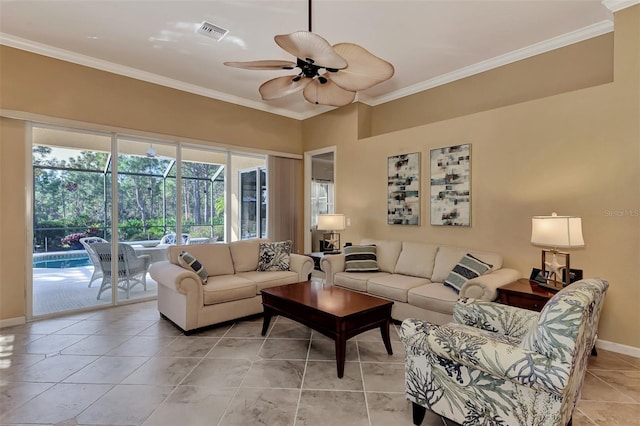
[303,146,336,254]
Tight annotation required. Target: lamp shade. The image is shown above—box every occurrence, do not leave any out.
[317,214,346,231]
[531,213,585,248]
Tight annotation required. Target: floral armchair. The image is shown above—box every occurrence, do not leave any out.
[400,278,609,426]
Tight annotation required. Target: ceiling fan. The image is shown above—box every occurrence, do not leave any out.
[224,0,394,107]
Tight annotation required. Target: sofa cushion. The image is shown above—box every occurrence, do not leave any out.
[408,283,459,315]
[443,253,493,293]
[431,246,503,283]
[229,239,268,272]
[257,240,292,271]
[236,270,299,293]
[168,243,234,277]
[202,275,257,305]
[177,251,208,284]
[344,245,379,272]
[394,242,439,279]
[334,271,390,293]
[367,274,431,303]
[360,239,402,273]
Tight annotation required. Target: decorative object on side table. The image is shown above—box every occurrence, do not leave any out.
[531,212,584,291]
[317,214,345,253]
[388,152,420,225]
[430,144,471,226]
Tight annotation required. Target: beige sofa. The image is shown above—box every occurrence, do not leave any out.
[321,238,520,325]
[149,239,313,333]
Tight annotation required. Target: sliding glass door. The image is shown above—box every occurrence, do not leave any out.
[32,127,113,315]
[30,124,257,318]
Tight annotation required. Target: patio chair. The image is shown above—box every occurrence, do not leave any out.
[159,233,190,245]
[91,242,151,300]
[79,236,108,288]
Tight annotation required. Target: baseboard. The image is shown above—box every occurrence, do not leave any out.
[0,316,26,328]
[596,339,640,358]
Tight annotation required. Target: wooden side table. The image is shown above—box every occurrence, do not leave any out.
[498,278,556,312]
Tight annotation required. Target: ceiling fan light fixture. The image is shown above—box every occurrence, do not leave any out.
[146,145,157,158]
[223,0,393,107]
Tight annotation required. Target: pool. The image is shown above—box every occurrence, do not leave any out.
[33,253,92,269]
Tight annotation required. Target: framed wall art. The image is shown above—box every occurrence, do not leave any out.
[388,152,420,225]
[430,144,471,226]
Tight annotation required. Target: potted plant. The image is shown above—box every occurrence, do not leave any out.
[61,232,87,250]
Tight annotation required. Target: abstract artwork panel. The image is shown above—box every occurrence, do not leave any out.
[388,153,420,225]
[430,144,471,226]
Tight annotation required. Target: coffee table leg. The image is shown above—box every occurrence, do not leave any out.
[380,320,393,355]
[335,336,346,378]
[261,307,273,336]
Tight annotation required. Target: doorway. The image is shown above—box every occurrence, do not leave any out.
[304,147,336,254]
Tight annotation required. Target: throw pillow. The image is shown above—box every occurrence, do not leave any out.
[257,240,292,271]
[178,251,208,284]
[344,245,379,272]
[443,253,493,293]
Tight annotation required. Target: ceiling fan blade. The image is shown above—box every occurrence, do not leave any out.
[275,31,347,70]
[224,60,296,70]
[329,43,394,91]
[303,77,356,107]
[259,75,311,100]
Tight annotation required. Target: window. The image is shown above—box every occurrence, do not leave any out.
[240,167,267,239]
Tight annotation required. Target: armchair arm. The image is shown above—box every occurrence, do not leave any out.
[320,253,346,286]
[460,268,520,300]
[400,318,570,397]
[290,253,313,281]
[453,298,539,339]
[138,254,151,269]
[149,261,203,305]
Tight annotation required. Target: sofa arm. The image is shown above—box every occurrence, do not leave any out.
[290,253,314,281]
[452,298,540,339]
[460,268,520,301]
[149,261,203,305]
[399,318,569,396]
[320,253,346,286]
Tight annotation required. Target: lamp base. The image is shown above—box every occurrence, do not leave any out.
[540,249,571,291]
[322,232,340,253]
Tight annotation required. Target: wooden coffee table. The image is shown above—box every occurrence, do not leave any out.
[260,281,394,378]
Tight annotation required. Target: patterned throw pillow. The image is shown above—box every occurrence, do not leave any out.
[178,251,208,284]
[257,240,292,271]
[344,245,379,272]
[443,253,492,293]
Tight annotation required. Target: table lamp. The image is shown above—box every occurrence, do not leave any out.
[531,212,584,290]
[317,214,346,253]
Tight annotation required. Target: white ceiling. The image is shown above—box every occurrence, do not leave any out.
[0,1,625,120]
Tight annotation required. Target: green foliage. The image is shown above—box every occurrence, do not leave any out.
[33,146,226,251]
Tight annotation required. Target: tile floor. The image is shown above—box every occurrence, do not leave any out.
[0,300,639,426]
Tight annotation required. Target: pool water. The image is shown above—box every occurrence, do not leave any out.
[33,255,92,269]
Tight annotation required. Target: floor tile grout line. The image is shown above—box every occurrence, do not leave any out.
[214,317,276,426]
[292,325,314,426]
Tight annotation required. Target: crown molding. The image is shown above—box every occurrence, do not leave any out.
[0,18,617,120]
[602,0,640,12]
[366,20,614,107]
[0,33,312,120]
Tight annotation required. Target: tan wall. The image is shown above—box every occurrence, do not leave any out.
[302,6,640,348]
[0,118,27,319]
[370,33,614,136]
[0,46,302,153]
[0,46,303,322]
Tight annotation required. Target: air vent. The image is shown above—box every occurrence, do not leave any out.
[197,21,229,41]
